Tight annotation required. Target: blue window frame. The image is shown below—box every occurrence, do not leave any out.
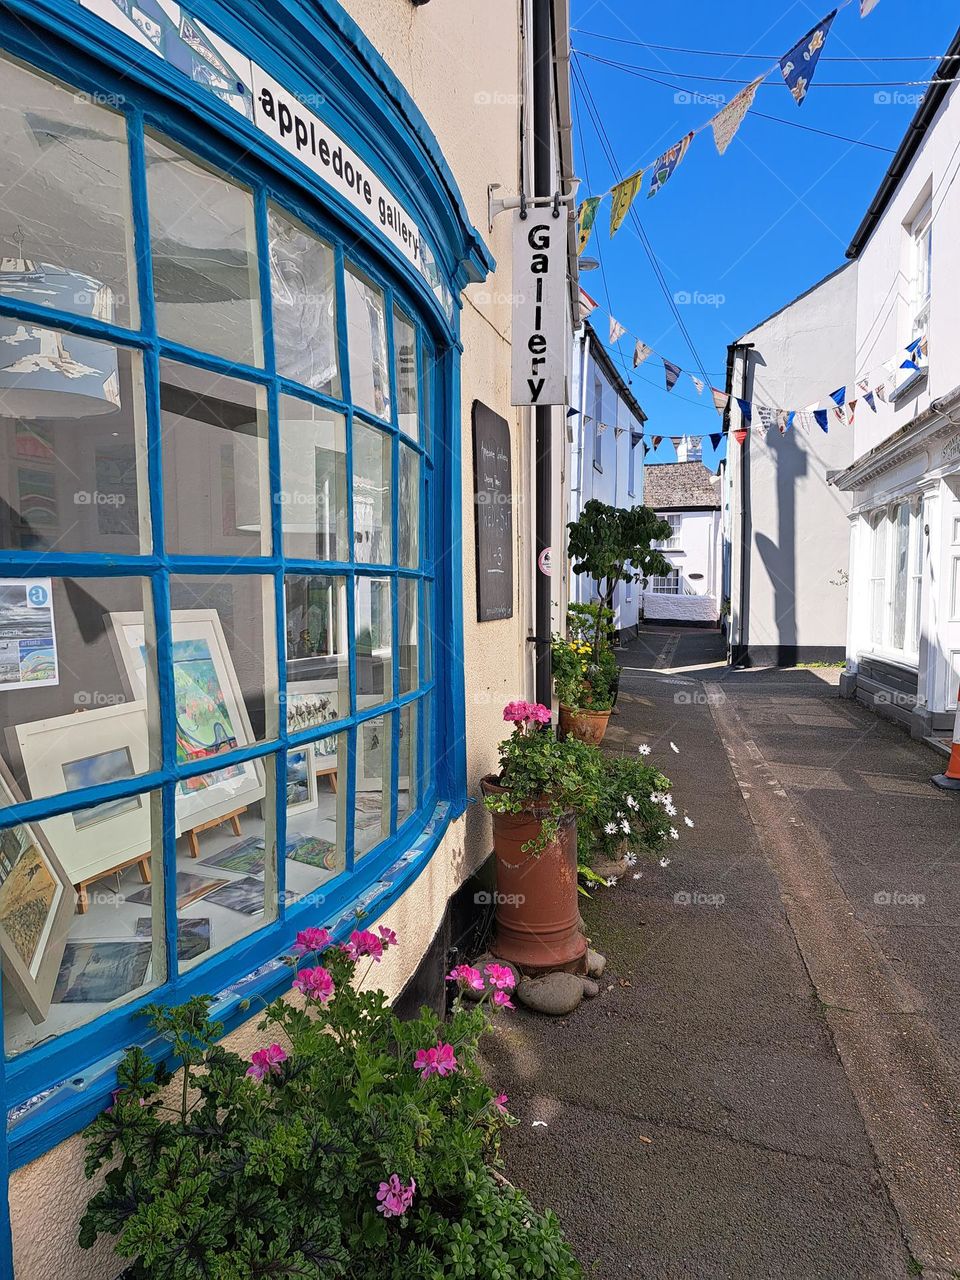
[0,4,472,1186]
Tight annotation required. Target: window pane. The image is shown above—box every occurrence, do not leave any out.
[353,421,392,564]
[397,702,417,827]
[160,360,269,557]
[279,395,347,561]
[285,575,349,730]
[0,338,149,553]
[355,716,390,857]
[891,505,910,651]
[2,788,162,1057]
[398,578,419,696]
[268,206,340,397]
[395,309,418,439]
[0,54,138,329]
[146,133,262,366]
[422,692,433,799]
[356,577,392,711]
[173,756,276,968]
[0,576,158,807]
[285,732,346,896]
[345,266,389,419]
[166,576,278,764]
[423,579,433,684]
[398,445,420,568]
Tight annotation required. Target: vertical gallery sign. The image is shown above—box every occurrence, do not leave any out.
[511,209,568,406]
[472,403,514,622]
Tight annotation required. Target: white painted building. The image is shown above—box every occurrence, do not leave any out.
[641,443,722,625]
[723,264,856,665]
[568,315,648,637]
[833,29,960,740]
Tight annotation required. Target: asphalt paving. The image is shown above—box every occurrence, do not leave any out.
[482,625,960,1279]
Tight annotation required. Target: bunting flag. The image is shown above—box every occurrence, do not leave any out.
[830,386,846,407]
[875,383,887,403]
[633,341,652,369]
[736,398,752,425]
[711,388,730,415]
[651,435,663,450]
[834,406,845,425]
[813,409,829,432]
[758,406,776,432]
[609,316,627,344]
[663,359,682,392]
[780,11,837,106]
[861,0,881,14]
[597,421,608,434]
[609,170,644,236]
[671,436,684,453]
[690,375,704,396]
[614,426,626,439]
[576,197,601,255]
[709,433,723,450]
[711,76,764,155]
[733,427,748,447]
[847,400,857,423]
[777,409,791,434]
[642,442,650,457]
[648,133,694,198]
[857,379,870,395]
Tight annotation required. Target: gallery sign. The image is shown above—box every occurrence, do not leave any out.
[78,0,452,316]
[510,208,568,406]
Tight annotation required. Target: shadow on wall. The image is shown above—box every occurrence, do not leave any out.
[754,423,805,656]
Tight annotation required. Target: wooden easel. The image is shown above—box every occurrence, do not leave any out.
[76,852,151,914]
[185,806,246,859]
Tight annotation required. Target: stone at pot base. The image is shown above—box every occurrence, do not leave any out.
[460,954,521,1002]
[580,977,600,998]
[516,971,585,1016]
[591,856,628,881]
[586,948,607,979]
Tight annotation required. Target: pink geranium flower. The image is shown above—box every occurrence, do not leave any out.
[492,990,514,1010]
[526,702,551,725]
[292,966,335,1003]
[483,962,516,991]
[376,1174,416,1218]
[446,963,484,991]
[246,1043,288,1082]
[377,925,398,947]
[493,1092,509,1114]
[413,1041,458,1079]
[342,929,385,962]
[503,699,532,723]
[291,926,332,956]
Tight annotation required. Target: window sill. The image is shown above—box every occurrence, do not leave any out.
[6,798,453,1170]
[891,367,928,403]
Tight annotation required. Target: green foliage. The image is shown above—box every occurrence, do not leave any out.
[567,500,673,634]
[551,606,618,712]
[79,946,582,1280]
[577,753,674,869]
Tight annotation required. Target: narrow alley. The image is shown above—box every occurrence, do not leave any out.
[486,625,960,1279]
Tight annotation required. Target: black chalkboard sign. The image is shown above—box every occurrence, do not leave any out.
[472,401,513,622]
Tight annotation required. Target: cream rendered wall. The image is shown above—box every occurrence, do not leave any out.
[9,5,542,1276]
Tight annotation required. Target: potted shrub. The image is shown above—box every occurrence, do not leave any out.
[552,604,619,743]
[481,700,601,973]
[79,927,583,1278]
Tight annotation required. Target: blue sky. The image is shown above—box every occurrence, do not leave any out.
[570,0,958,469]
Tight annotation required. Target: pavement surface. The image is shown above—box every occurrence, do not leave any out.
[482,625,960,1280]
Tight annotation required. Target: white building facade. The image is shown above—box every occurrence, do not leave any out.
[835,30,960,740]
[568,316,647,637]
[642,446,722,625]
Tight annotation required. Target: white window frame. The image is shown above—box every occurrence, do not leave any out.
[866,499,923,663]
[649,570,680,595]
[656,513,682,551]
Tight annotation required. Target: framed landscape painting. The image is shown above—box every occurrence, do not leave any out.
[0,759,76,1023]
[108,609,265,832]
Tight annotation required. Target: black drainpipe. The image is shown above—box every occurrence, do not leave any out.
[532,0,553,706]
[727,342,754,666]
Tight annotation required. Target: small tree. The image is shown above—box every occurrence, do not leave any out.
[567,499,673,658]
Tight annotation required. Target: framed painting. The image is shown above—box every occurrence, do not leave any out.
[0,759,76,1024]
[108,609,264,833]
[15,700,154,887]
[286,743,316,815]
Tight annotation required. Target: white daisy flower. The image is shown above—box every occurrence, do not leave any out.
[669,828,679,841]
[604,821,617,835]
[624,853,638,867]
[632,872,642,880]
[638,744,651,756]
[670,742,680,753]
[620,818,631,835]
[626,795,639,811]
[650,791,664,805]
[659,856,671,867]
[684,816,694,828]
[606,876,618,887]
[664,802,677,817]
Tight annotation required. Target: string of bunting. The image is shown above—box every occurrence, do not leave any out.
[576,0,885,251]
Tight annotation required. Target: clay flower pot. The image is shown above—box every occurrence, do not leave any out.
[558,703,611,745]
[481,776,587,975]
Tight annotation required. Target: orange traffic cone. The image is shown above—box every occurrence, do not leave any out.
[932,685,960,790]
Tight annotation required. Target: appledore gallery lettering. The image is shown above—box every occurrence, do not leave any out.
[511,210,568,406]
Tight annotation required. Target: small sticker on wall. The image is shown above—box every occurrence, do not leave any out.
[537,547,552,577]
[0,578,59,690]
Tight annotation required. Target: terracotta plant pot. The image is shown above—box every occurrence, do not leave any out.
[558,703,611,745]
[481,776,587,975]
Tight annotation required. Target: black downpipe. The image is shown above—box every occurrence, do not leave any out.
[731,342,754,666]
[532,0,553,707]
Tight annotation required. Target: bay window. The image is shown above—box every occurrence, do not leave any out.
[0,49,441,1072]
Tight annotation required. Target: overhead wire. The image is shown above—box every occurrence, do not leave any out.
[570,28,954,63]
